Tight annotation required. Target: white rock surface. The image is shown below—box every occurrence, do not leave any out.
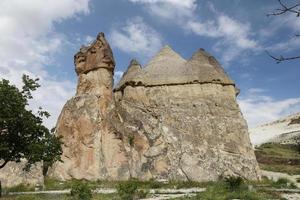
[249,113,300,146]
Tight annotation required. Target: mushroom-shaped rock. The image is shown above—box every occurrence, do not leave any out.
[74,32,115,75]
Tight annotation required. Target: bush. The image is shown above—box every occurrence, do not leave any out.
[117,180,138,200]
[276,178,288,185]
[117,179,148,200]
[70,181,92,200]
[224,176,244,191]
[136,189,148,199]
[144,179,162,189]
[128,134,135,147]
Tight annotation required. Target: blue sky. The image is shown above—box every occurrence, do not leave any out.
[0,0,300,128]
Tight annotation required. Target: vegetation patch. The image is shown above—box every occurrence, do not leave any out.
[174,181,282,200]
[255,143,300,175]
[3,184,35,193]
[70,181,92,200]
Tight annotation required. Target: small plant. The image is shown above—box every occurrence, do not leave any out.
[128,134,135,147]
[136,189,148,199]
[146,179,162,189]
[297,177,300,183]
[224,176,244,191]
[117,180,138,200]
[276,178,288,186]
[70,181,92,200]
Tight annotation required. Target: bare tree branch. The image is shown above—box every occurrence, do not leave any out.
[267,0,300,16]
[266,51,300,63]
[266,1,300,63]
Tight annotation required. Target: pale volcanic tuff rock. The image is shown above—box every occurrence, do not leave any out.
[48,33,130,180]
[250,112,300,146]
[0,160,43,188]
[49,33,260,181]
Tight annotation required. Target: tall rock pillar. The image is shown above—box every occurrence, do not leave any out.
[49,33,130,180]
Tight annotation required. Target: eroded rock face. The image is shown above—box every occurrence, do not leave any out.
[49,33,260,181]
[49,33,130,180]
[0,160,43,188]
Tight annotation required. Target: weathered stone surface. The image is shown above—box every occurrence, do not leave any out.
[49,33,260,181]
[74,32,115,75]
[250,112,300,146]
[49,33,129,180]
[114,46,234,91]
[0,160,43,188]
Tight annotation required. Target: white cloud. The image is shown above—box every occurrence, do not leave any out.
[129,0,196,21]
[128,0,259,64]
[85,35,94,44]
[110,17,163,60]
[187,15,259,64]
[238,89,300,127]
[266,35,300,53]
[0,0,90,128]
[260,12,300,52]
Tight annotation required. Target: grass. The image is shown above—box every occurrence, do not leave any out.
[255,143,300,175]
[2,177,295,200]
[43,177,206,191]
[173,181,282,200]
[0,194,117,200]
[255,143,300,159]
[2,181,286,200]
[2,184,35,194]
[259,163,300,175]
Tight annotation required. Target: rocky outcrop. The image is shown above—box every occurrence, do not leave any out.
[49,33,260,181]
[48,33,129,180]
[250,113,300,146]
[0,160,43,188]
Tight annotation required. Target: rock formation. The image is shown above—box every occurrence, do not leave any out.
[49,33,260,181]
[0,160,43,188]
[250,112,300,146]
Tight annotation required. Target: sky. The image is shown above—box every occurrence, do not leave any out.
[0,0,300,128]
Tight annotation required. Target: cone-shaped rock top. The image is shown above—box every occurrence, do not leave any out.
[116,59,142,90]
[185,48,234,85]
[115,46,235,90]
[144,45,186,72]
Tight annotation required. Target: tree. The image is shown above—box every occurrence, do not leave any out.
[0,75,62,171]
[267,0,300,63]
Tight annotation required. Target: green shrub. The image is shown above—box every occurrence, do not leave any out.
[145,179,162,189]
[136,189,148,199]
[224,176,244,191]
[70,181,92,200]
[275,178,289,186]
[117,180,138,200]
[297,177,300,183]
[128,134,135,147]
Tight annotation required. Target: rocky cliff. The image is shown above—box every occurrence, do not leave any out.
[49,33,260,181]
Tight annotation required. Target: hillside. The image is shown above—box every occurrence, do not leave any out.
[249,113,300,146]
